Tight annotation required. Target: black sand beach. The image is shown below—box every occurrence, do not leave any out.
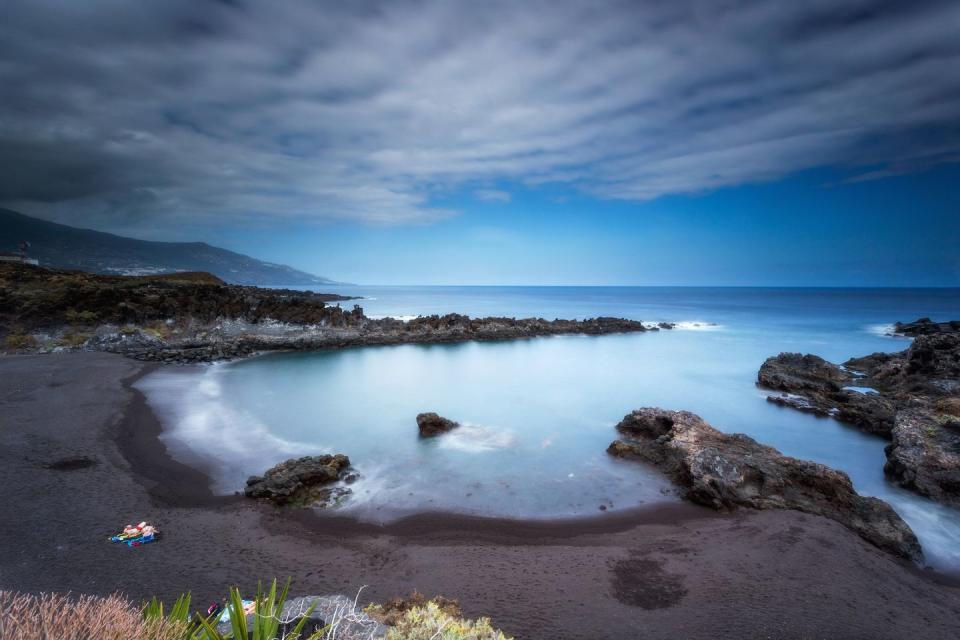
[2,352,959,639]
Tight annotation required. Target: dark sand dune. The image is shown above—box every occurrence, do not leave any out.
[1,353,958,639]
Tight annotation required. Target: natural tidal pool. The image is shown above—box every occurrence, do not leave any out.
[138,286,960,571]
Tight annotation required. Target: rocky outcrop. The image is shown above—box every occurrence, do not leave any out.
[883,404,960,508]
[416,412,459,437]
[2,263,664,361]
[607,408,922,562]
[758,353,849,394]
[759,353,895,437]
[0,262,357,331]
[758,332,960,507]
[894,317,960,336]
[244,454,354,507]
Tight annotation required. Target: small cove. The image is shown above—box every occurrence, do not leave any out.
[138,286,960,571]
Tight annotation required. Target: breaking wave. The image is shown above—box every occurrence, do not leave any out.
[436,423,518,453]
[135,364,323,493]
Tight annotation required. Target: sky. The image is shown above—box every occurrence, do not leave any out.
[1,0,959,285]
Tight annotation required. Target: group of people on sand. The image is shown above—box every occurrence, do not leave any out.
[109,521,159,547]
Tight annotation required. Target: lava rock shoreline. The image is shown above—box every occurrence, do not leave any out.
[607,407,923,562]
[0,263,668,363]
[758,320,960,508]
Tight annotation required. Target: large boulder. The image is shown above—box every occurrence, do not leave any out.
[607,408,922,562]
[758,353,849,394]
[416,412,459,437]
[245,454,352,506]
[884,405,960,508]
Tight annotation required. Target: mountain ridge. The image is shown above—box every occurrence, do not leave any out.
[0,209,341,286]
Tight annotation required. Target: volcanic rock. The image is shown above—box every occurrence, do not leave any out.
[417,412,459,437]
[883,405,960,508]
[758,333,960,507]
[894,318,960,337]
[607,408,922,561]
[245,454,352,506]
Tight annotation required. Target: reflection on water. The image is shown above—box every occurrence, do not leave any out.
[138,286,960,571]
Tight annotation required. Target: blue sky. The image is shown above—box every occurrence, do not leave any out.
[214,163,960,286]
[2,1,959,286]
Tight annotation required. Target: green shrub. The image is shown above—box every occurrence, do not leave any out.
[3,331,36,350]
[142,579,323,640]
[386,601,512,640]
[65,309,99,323]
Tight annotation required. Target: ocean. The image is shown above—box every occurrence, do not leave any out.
[137,286,960,570]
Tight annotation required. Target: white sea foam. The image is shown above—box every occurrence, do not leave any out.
[367,314,419,321]
[843,386,879,395]
[670,320,722,331]
[437,424,517,453]
[864,323,910,339]
[136,365,323,493]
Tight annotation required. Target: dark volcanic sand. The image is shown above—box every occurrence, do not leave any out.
[1,353,959,639]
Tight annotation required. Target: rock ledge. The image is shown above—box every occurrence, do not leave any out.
[608,407,922,562]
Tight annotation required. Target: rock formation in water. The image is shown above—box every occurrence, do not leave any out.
[893,317,960,336]
[244,454,354,507]
[607,408,922,561]
[416,412,460,436]
[759,353,896,437]
[758,326,960,508]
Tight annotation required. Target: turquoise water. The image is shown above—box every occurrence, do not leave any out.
[138,287,960,570]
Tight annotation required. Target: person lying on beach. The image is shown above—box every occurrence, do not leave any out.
[110,522,147,542]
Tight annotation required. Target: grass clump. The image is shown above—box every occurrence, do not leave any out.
[385,601,512,640]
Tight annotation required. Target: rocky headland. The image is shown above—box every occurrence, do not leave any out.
[758,320,960,508]
[0,262,662,363]
[607,407,922,561]
[893,317,960,336]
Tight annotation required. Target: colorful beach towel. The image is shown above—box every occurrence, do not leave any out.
[125,533,156,547]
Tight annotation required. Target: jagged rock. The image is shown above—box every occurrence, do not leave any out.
[894,318,960,336]
[758,333,960,508]
[884,405,960,508]
[245,454,352,506]
[758,353,848,394]
[758,353,894,437]
[417,412,459,437]
[607,408,922,562]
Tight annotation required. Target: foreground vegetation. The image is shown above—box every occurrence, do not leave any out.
[0,580,513,640]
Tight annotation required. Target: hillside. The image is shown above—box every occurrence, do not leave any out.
[0,209,340,286]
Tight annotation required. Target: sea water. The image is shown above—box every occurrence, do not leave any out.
[137,287,960,570]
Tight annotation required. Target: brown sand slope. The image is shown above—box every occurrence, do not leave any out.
[0,353,958,639]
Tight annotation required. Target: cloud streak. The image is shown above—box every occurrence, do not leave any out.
[1,0,959,234]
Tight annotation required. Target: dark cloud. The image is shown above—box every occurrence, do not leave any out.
[1,0,958,232]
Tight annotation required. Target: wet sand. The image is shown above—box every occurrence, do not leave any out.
[1,352,959,639]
